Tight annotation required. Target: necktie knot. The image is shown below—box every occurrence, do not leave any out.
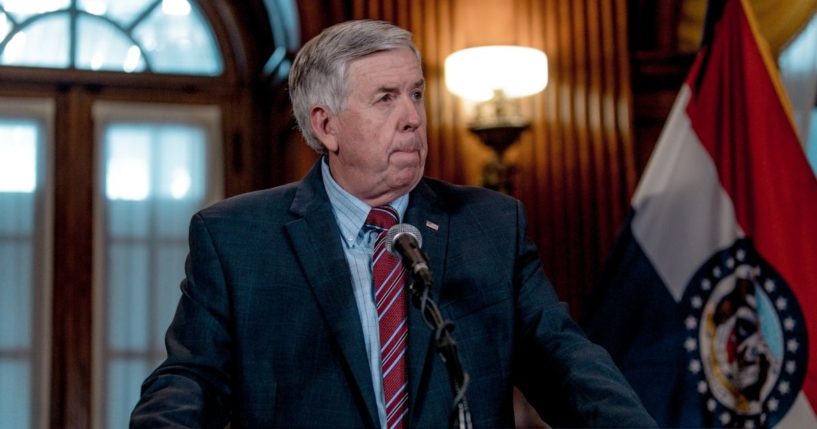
[365,205,399,231]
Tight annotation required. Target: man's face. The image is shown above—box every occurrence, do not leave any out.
[322,47,427,206]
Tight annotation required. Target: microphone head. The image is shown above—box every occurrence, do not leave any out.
[385,223,423,255]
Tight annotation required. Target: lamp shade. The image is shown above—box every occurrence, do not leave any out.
[444,46,548,101]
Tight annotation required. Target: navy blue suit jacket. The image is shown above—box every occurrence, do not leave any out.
[131,162,655,428]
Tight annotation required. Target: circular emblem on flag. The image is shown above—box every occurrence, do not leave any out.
[682,238,807,428]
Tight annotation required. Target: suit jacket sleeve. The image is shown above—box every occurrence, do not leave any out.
[510,200,656,428]
[130,213,233,428]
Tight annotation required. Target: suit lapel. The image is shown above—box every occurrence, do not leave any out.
[284,162,379,428]
[404,180,449,424]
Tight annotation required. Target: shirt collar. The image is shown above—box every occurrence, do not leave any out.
[321,157,409,246]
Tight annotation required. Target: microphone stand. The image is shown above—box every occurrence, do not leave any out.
[405,263,473,429]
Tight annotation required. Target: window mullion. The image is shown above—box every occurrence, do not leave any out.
[69,0,77,69]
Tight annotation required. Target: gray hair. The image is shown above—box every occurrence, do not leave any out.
[288,20,421,153]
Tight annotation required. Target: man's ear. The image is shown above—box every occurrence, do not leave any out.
[310,106,338,152]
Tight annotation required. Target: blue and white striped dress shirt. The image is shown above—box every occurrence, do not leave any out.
[320,159,408,428]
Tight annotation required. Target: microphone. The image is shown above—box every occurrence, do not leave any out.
[385,224,433,286]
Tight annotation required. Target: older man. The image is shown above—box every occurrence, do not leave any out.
[131,20,655,428]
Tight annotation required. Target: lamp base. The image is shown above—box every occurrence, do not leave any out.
[469,119,528,194]
[468,119,529,156]
[482,158,517,194]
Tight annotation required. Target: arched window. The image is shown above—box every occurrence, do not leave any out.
[0,0,222,75]
[0,1,298,427]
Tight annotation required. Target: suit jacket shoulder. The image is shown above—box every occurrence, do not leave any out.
[417,176,519,211]
[196,181,300,224]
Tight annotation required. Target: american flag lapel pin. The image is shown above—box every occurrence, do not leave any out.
[425,220,439,231]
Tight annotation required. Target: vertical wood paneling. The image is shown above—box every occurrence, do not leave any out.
[396,0,410,28]
[540,0,562,294]
[574,0,595,309]
[421,0,445,178]
[587,0,606,272]
[439,2,463,183]
[597,0,616,255]
[558,0,581,304]
[365,0,378,18]
[352,0,364,19]
[615,0,638,207]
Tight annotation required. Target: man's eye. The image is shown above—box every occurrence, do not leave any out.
[379,94,393,103]
[412,90,424,101]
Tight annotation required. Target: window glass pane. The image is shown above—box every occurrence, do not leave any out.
[0,193,33,234]
[0,361,30,427]
[155,125,206,200]
[107,359,150,429]
[154,246,187,347]
[0,120,37,192]
[0,0,69,21]
[0,241,32,348]
[77,15,146,72]
[78,0,151,25]
[1,13,70,67]
[107,243,149,350]
[133,1,222,75]
[0,12,11,40]
[105,126,151,201]
[108,200,150,238]
[156,199,199,237]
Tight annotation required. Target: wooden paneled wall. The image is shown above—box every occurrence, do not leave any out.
[343,0,637,316]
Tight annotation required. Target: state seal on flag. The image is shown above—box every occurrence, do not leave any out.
[681,238,808,428]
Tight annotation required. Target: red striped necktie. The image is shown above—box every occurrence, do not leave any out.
[365,206,408,429]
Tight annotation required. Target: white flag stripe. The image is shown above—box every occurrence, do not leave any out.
[631,86,745,302]
[776,392,817,429]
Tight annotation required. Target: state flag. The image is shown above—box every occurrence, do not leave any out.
[583,0,817,426]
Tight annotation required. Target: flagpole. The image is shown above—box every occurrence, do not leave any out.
[693,0,727,91]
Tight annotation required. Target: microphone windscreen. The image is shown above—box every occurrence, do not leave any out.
[385,223,423,255]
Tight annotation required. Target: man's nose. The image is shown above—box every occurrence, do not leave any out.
[400,96,423,132]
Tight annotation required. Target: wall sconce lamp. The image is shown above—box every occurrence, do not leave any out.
[445,46,548,193]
